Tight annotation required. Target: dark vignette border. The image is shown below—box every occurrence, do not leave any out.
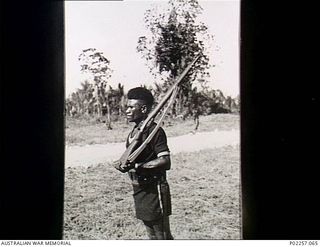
[1,0,65,239]
[1,0,319,240]
[240,0,319,240]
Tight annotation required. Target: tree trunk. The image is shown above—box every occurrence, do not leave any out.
[105,92,112,130]
[178,92,183,115]
[119,95,125,116]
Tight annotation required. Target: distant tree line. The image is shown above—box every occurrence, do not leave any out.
[65,81,126,129]
[65,80,239,124]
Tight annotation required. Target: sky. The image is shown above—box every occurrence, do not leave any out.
[65,0,240,98]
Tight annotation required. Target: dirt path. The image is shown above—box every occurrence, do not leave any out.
[65,129,240,167]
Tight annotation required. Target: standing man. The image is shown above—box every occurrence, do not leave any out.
[114,87,174,240]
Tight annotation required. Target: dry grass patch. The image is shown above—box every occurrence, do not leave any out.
[63,144,240,240]
[65,113,239,146]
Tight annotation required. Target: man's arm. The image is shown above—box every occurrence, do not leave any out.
[137,154,171,171]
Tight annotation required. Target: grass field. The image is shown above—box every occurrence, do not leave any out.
[64,113,241,239]
[63,145,241,240]
[65,113,239,146]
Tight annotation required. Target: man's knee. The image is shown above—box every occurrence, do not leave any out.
[143,220,157,240]
[143,217,174,240]
[147,232,158,240]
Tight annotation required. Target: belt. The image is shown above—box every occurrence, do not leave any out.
[129,172,166,185]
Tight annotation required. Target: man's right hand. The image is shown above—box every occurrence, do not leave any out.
[113,160,134,173]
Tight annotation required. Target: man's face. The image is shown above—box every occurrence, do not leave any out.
[126,99,147,123]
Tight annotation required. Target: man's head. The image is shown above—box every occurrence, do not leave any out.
[126,87,154,123]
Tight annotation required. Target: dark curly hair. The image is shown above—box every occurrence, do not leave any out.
[127,87,154,107]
